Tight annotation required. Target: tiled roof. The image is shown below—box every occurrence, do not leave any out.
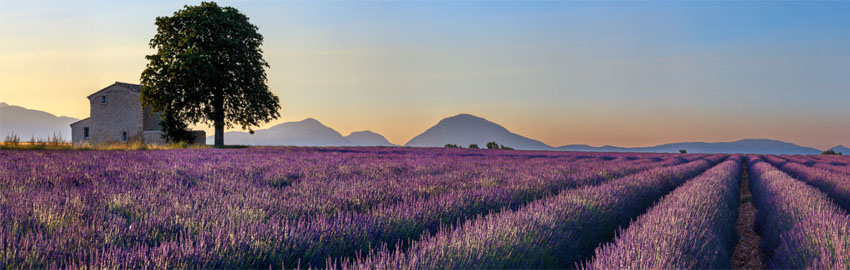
[87,82,142,98]
[69,117,90,126]
[114,82,142,92]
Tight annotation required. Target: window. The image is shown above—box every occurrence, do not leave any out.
[83,127,90,139]
[101,96,107,104]
[122,132,127,141]
[153,112,163,131]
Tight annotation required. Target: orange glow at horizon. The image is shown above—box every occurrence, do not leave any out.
[2,1,849,150]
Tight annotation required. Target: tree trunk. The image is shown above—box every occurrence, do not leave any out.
[214,90,225,148]
[214,120,224,148]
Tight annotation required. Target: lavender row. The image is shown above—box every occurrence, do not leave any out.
[1,147,671,221]
[0,148,692,269]
[771,213,850,268]
[186,151,690,268]
[747,156,850,268]
[779,154,850,176]
[338,155,725,269]
[585,156,742,269]
[286,153,698,267]
[762,155,850,212]
[0,147,575,220]
[778,154,850,175]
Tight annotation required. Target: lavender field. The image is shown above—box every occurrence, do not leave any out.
[1,147,850,269]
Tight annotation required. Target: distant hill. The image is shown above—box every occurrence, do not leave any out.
[208,118,395,147]
[558,139,821,155]
[557,144,629,152]
[210,118,353,146]
[402,114,823,154]
[829,145,850,155]
[1,103,829,154]
[345,130,395,146]
[404,114,552,150]
[0,102,78,140]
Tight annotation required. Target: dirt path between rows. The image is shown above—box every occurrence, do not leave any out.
[733,162,765,269]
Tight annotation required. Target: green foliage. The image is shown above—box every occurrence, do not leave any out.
[170,141,190,149]
[822,149,843,155]
[1,133,73,150]
[3,132,20,145]
[141,1,280,147]
[679,149,687,154]
[468,144,479,149]
[444,144,461,148]
[485,141,513,150]
[159,113,195,144]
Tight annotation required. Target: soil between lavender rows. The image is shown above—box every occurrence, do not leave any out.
[733,162,765,270]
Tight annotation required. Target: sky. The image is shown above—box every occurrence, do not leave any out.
[1,1,849,149]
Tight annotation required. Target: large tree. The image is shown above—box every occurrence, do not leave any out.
[141,1,280,147]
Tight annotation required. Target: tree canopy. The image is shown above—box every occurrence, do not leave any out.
[141,1,280,146]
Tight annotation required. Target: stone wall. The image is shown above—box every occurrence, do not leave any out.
[77,83,205,146]
[142,106,162,131]
[190,130,207,145]
[142,130,206,145]
[70,118,91,145]
[89,85,144,144]
[143,131,168,145]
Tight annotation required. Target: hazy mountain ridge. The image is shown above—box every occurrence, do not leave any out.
[208,118,396,147]
[0,102,78,140]
[0,103,834,154]
[404,114,551,150]
[210,118,352,146]
[830,145,850,154]
[404,114,822,154]
[346,130,395,146]
[556,144,629,152]
[557,139,822,155]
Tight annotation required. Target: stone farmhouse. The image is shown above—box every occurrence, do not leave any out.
[70,82,205,145]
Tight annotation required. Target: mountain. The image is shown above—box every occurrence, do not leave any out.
[557,139,821,155]
[0,102,78,140]
[215,119,396,147]
[0,104,829,154]
[208,118,395,147]
[830,145,850,155]
[210,118,353,146]
[345,130,395,146]
[404,114,552,150]
[557,144,629,152]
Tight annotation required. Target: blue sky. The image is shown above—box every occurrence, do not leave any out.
[1,1,849,148]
